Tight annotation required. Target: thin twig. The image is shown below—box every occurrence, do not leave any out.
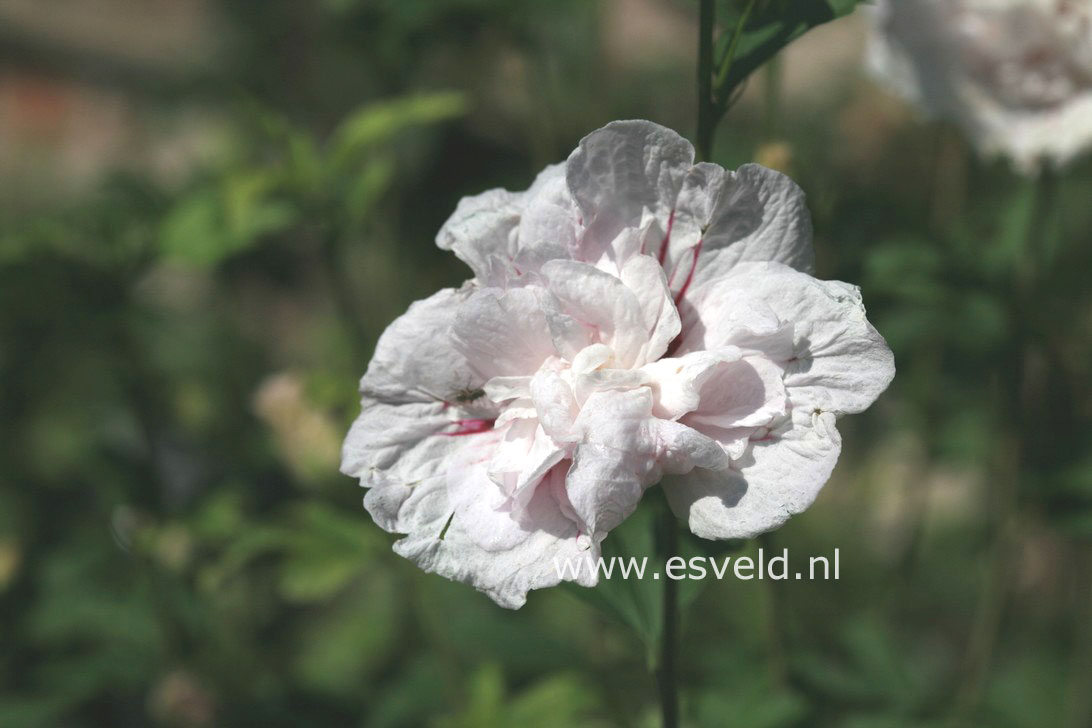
[656,501,680,728]
[759,532,788,687]
[713,0,758,94]
[952,168,1057,717]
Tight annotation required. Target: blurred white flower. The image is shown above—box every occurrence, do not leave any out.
[341,121,894,608]
[868,0,1092,173]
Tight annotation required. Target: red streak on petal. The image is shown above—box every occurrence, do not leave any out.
[673,238,703,306]
[656,210,675,265]
[442,418,495,437]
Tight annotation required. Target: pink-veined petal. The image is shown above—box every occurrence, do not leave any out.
[566,120,694,264]
[666,164,815,299]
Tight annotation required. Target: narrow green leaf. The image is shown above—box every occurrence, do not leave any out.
[328,91,468,171]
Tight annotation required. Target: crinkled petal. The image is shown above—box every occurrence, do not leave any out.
[514,163,578,275]
[619,253,682,365]
[655,418,731,475]
[541,259,649,368]
[565,442,651,542]
[572,368,650,403]
[664,406,842,539]
[487,419,566,509]
[392,465,598,609]
[700,165,814,275]
[641,348,743,421]
[664,164,815,300]
[342,399,453,482]
[452,287,558,381]
[342,287,497,491]
[483,375,532,404]
[530,368,580,444]
[357,287,481,405]
[565,389,727,539]
[683,355,789,430]
[566,120,694,264]
[435,189,522,285]
[674,280,789,356]
[685,262,895,415]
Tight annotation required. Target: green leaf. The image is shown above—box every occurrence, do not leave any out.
[159,171,298,267]
[277,503,382,603]
[158,188,227,266]
[291,578,399,696]
[505,673,605,728]
[714,0,864,104]
[328,91,468,171]
[433,666,606,728]
[561,503,663,661]
[366,657,452,728]
[344,155,396,224]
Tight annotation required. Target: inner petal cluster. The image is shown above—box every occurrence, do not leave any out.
[448,253,793,546]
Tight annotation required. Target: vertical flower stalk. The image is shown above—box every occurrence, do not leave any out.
[696,0,716,163]
[656,498,680,728]
[341,16,893,723]
[955,164,1060,715]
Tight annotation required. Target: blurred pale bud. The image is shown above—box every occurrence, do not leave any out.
[754,141,794,174]
[0,539,22,591]
[253,372,341,486]
[155,524,194,572]
[148,670,215,728]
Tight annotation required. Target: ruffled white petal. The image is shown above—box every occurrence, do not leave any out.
[667,165,815,297]
[619,254,682,365]
[435,190,522,286]
[541,260,649,368]
[392,465,599,609]
[684,262,895,416]
[566,120,694,264]
[566,388,728,540]
[452,287,558,381]
[664,405,842,540]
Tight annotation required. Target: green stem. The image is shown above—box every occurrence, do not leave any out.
[758,533,788,687]
[1063,548,1092,728]
[656,502,680,728]
[928,125,967,230]
[952,168,1056,717]
[952,424,1019,715]
[696,0,716,162]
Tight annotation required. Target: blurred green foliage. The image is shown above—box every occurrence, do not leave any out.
[1,1,1091,727]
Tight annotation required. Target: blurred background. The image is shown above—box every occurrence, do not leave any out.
[1,1,1090,726]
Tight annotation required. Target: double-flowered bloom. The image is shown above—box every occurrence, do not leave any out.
[869,0,1092,173]
[341,121,894,607]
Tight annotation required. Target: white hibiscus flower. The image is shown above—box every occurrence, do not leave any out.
[868,0,1092,173]
[341,121,894,608]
